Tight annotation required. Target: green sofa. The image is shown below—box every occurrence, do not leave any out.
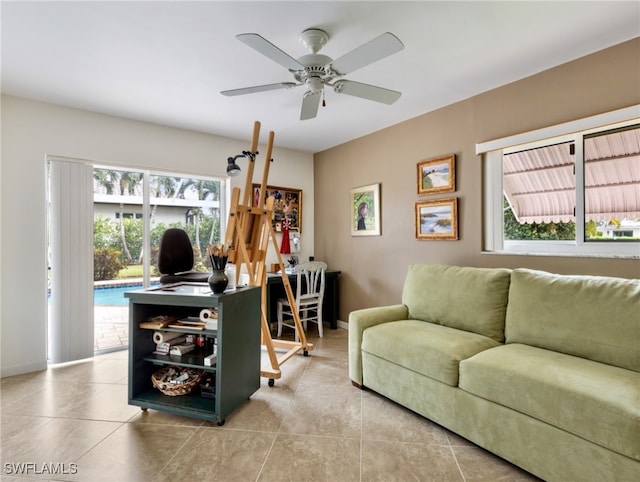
[349,264,640,481]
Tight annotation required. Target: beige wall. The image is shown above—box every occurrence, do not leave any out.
[0,96,313,376]
[314,38,640,322]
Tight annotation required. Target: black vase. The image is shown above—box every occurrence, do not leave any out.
[208,270,228,294]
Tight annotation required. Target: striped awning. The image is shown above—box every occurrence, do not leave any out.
[503,127,640,224]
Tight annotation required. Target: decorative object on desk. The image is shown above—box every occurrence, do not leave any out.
[252,183,302,232]
[225,263,237,290]
[207,244,229,270]
[151,366,204,396]
[351,183,381,236]
[290,231,301,253]
[207,244,229,293]
[280,218,292,254]
[208,270,228,294]
[417,154,455,195]
[415,197,459,240]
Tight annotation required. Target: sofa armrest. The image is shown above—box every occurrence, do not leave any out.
[348,304,408,385]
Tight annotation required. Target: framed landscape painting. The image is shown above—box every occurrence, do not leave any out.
[417,154,455,195]
[351,183,380,236]
[415,198,458,240]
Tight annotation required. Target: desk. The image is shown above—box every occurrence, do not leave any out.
[265,270,341,329]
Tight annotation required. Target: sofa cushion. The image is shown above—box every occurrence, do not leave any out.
[459,343,640,461]
[506,268,640,372]
[402,264,511,343]
[362,320,501,386]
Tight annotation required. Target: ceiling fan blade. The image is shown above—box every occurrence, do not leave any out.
[221,82,298,96]
[333,80,401,104]
[300,91,322,120]
[330,32,404,75]
[236,33,305,71]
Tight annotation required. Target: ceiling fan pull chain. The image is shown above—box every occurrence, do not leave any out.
[322,90,326,107]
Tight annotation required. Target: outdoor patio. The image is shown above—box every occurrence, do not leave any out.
[94,305,129,353]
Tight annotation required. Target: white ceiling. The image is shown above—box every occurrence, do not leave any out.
[2,1,638,153]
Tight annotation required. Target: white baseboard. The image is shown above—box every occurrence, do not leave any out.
[337,319,348,330]
[1,360,47,378]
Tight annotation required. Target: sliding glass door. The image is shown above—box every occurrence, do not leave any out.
[93,167,145,353]
[48,159,225,359]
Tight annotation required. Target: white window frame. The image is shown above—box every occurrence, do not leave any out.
[478,105,640,259]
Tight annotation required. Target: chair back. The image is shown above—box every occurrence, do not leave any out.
[157,228,194,275]
[294,261,327,304]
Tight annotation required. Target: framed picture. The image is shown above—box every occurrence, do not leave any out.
[417,154,455,195]
[415,198,458,240]
[253,184,302,232]
[351,183,381,236]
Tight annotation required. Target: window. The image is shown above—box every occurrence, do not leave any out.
[94,169,225,271]
[503,141,576,241]
[480,107,640,258]
[115,212,143,219]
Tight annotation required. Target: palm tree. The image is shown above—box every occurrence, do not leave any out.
[116,171,142,264]
[93,169,142,264]
[186,180,219,254]
[149,175,180,223]
[148,175,218,262]
[93,168,118,195]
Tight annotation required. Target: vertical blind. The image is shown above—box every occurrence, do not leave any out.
[49,159,94,363]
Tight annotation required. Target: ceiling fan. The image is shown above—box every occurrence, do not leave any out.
[221,28,404,120]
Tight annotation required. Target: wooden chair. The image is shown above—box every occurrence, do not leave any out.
[277,261,327,340]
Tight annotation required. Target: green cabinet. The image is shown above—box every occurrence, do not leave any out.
[125,284,261,425]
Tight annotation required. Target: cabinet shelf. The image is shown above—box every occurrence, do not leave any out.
[130,388,217,419]
[144,350,217,372]
[140,326,218,336]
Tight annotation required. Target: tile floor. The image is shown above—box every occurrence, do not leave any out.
[1,328,539,482]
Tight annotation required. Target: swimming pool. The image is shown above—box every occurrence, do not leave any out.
[94,284,158,306]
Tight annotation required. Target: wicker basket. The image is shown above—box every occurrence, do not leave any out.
[151,366,204,396]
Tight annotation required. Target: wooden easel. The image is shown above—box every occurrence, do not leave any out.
[224,121,311,386]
